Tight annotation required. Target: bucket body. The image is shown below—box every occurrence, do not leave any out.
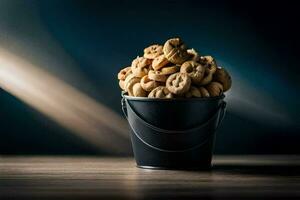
[121,93,226,170]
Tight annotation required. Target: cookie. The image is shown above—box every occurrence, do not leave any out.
[185,86,201,98]
[160,65,180,75]
[166,72,191,95]
[132,83,147,97]
[148,86,173,98]
[131,56,151,78]
[198,87,210,97]
[187,48,200,62]
[124,74,141,96]
[213,67,232,92]
[118,66,131,80]
[198,64,217,85]
[144,44,163,59]
[152,54,170,70]
[206,82,223,97]
[163,38,189,64]
[119,80,125,90]
[148,70,167,82]
[180,61,205,85]
[200,56,217,69]
[140,75,160,92]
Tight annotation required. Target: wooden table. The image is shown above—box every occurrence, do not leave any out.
[1,156,300,199]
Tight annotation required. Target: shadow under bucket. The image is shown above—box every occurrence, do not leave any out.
[121,92,226,170]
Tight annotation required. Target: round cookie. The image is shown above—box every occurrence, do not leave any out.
[148,86,173,98]
[132,83,147,97]
[140,75,160,92]
[198,87,210,97]
[119,80,125,90]
[144,44,163,59]
[166,72,191,95]
[152,54,170,70]
[118,66,131,80]
[131,56,151,78]
[213,67,232,92]
[148,70,167,82]
[160,65,180,75]
[206,82,223,97]
[185,86,201,98]
[180,60,205,85]
[200,56,217,69]
[124,74,141,96]
[163,38,189,64]
[198,64,217,86]
[187,48,200,62]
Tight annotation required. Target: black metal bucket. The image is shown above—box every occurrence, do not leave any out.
[121,92,226,170]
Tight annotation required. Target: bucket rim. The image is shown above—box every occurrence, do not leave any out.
[122,92,225,102]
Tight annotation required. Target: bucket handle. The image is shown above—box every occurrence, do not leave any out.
[121,97,226,134]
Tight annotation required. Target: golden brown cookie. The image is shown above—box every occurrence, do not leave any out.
[117,66,131,80]
[187,48,200,62]
[119,80,125,90]
[132,83,147,97]
[185,86,201,98]
[166,72,191,95]
[198,64,217,85]
[148,86,173,98]
[213,67,232,92]
[124,74,141,96]
[200,56,217,69]
[180,61,205,85]
[140,75,160,92]
[163,38,189,64]
[131,56,151,78]
[206,82,223,97]
[144,44,163,59]
[198,87,210,97]
[160,65,180,75]
[148,70,167,82]
[152,54,170,70]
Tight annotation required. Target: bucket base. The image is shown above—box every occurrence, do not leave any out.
[136,164,212,171]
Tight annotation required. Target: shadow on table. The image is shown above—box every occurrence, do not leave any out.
[213,163,300,176]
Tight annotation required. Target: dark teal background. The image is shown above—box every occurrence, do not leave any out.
[0,0,299,155]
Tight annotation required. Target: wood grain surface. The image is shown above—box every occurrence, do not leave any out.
[1,155,300,199]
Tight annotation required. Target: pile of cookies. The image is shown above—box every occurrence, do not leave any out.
[118,37,232,98]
